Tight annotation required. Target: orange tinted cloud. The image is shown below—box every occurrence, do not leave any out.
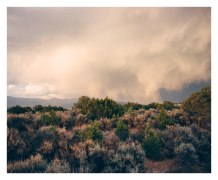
[8,8,211,103]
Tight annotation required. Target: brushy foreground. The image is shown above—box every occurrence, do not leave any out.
[7,87,211,173]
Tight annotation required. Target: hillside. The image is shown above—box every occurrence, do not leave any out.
[7,87,211,173]
[7,96,78,110]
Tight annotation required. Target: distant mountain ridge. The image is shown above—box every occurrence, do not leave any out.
[7,96,78,110]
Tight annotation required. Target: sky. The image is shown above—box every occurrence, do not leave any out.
[7,7,211,104]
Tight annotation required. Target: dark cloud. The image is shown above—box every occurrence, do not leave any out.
[160,81,211,103]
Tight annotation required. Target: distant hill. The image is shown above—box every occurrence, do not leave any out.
[7,96,78,110]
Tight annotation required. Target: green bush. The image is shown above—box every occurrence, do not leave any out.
[123,102,143,112]
[82,122,103,143]
[33,105,65,113]
[8,105,32,114]
[143,102,158,110]
[158,101,175,110]
[142,134,162,160]
[156,108,174,130]
[74,96,124,120]
[41,111,61,126]
[115,120,129,141]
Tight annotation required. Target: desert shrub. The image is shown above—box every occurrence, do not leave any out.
[142,134,162,160]
[108,142,145,173]
[55,128,73,160]
[75,114,89,126]
[176,126,197,146]
[7,89,211,173]
[38,126,60,141]
[120,112,134,127]
[7,154,47,173]
[38,140,55,162]
[190,123,202,138]
[190,124,211,172]
[129,129,145,143]
[103,132,120,150]
[7,128,28,161]
[87,144,109,173]
[195,131,211,160]
[115,120,129,141]
[98,118,112,131]
[70,141,146,173]
[70,131,82,144]
[7,114,48,161]
[170,110,190,126]
[45,158,71,173]
[159,125,197,159]
[182,87,211,129]
[146,118,158,129]
[158,130,175,159]
[7,115,31,132]
[82,122,103,143]
[111,116,118,128]
[174,143,198,169]
[197,133,211,172]
[34,126,60,161]
[56,127,73,141]
[69,148,85,172]
[159,123,211,169]
[29,112,44,129]
[69,141,94,172]
[134,114,147,128]
[56,111,75,129]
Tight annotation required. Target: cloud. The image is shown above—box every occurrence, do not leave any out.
[7,83,56,99]
[7,7,211,103]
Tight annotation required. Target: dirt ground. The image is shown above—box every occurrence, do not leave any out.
[145,159,176,173]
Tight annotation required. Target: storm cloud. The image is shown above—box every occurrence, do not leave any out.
[7,7,211,103]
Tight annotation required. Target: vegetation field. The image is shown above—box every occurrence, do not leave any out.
[7,87,211,173]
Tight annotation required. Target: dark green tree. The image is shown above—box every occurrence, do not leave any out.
[8,105,32,114]
[115,120,129,141]
[182,87,211,129]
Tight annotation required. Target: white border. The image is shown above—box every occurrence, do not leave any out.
[2,0,212,7]
[0,0,216,180]
[0,1,7,176]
